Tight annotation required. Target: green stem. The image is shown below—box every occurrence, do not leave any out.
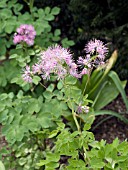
[72,109,81,132]
[30,0,34,13]
[39,82,46,89]
[82,74,89,96]
[64,81,90,163]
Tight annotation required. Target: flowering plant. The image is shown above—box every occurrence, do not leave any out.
[22,39,108,83]
[20,26,109,132]
[1,23,128,170]
[13,24,36,46]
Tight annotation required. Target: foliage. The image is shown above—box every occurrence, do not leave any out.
[0,1,128,170]
[0,161,5,170]
[38,124,128,170]
[33,0,128,80]
[0,0,74,57]
[1,48,127,169]
[0,0,74,94]
[77,50,128,123]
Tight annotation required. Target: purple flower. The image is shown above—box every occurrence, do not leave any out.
[36,45,76,80]
[13,24,36,46]
[32,63,42,74]
[84,39,108,66]
[22,65,32,83]
[85,39,108,55]
[77,105,90,113]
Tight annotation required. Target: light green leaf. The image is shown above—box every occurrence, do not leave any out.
[51,7,60,15]
[44,14,54,21]
[9,54,18,59]
[33,76,41,85]
[47,84,55,92]
[18,157,27,166]
[45,7,51,14]
[54,29,61,36]
[43,91,53,100]
[90,158,105,168]
[37,114,52,128]
[65,75,77,85]
[49,130,59,138]
[0,161,5,170]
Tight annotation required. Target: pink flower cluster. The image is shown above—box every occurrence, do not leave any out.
[84,39,108,66]
[13,24,36,46]
[33,45,81,80]
[77,105,89,113]
[22,65,32,83]
[77,39,108,75]
[22,39,108,83]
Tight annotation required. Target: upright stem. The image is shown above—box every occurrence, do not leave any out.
[30,0,34,13]
[64,81,90,163]
[71,106,81,132]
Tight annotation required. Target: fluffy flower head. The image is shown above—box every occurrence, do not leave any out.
[85,39,108,56]
[13,24,36,46]
[36,45,79,79]
[22,65,32,83]
[84,39,108,66]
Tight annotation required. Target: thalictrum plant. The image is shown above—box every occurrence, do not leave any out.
[0,23,128,170]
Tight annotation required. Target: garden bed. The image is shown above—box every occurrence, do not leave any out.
[92,89,128,143]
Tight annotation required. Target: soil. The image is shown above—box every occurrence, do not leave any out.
[92,89,128,143]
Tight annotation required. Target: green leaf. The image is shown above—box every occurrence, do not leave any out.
[90,158,105,168]
[43,91,53,100]
[51,7,60,15]
[28,49,35,55]
[9,54,18,59]
[0,161,5,170]
[37,113,52,128]
[0,109,9,123]
[49,130,59,138]
[61,38,75,47]
[18,157,27,166]
[95,110,128,124]
[0,93,8,100]
[5,23,14,34]
[45,7,51,14]
[80,113,95,125]
[54,29,61,36]
[44,14,55,21]
[83,124,91,131]
[109,71,128,111]
[57,81,63,89]
[65,75,77,85]
[47,84,55,92]
[92,77,126,110]
[32,76,41,85]
[38,9,45,17]
[0,0,7,8]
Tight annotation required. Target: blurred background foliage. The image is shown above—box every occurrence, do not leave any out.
[19,0,128,80]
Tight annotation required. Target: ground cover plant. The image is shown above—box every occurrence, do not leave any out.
[0,1,128,170]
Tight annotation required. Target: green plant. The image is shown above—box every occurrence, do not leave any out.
[0,0,74,57]
[0,161,5,170]
[0,0,74,94]
[35,0,128,80]
[37,125,128,170]
[0,12,128,169]
[77,50,128,125]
